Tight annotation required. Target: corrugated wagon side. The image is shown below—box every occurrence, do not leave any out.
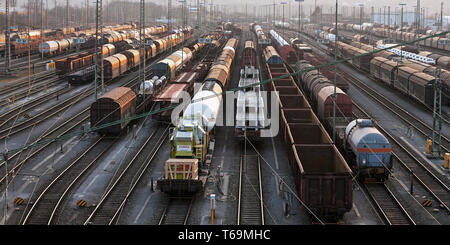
[90,87,136,134]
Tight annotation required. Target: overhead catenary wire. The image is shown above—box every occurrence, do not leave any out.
[2,30,449,157]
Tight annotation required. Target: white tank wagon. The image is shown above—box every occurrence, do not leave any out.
[39,38,74,55]
[168,38,237,161]
[269,29,289,47]
[158,38,239,194]
[182,81,223,132]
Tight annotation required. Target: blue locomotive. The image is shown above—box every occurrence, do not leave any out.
[345,119,393,181]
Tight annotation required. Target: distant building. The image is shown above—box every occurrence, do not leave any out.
[370,12,422,26]
[310,7,342,24]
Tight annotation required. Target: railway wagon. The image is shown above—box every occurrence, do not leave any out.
[269,30,298,65]
[289,143,353,219]
[242,40,258,68]
[296,58,394,181]
[337,41,372,72]
[159,38,239,194]
[39,38,74,56]
[263,46,283,64]
[66,65,95,85]
[345,119,392,181]
[90,87,136,134]
[424,53,450,71]
[370,57,398,86]
[56,43,116,75]
[267,54,353,219]
[296,60,353,119]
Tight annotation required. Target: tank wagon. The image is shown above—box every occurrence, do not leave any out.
[296,59,393,181]
[345,119,392,181]
[157,38,238,194]
[250,23,271,46]
[267,50,353,220]
[269,30,298,65]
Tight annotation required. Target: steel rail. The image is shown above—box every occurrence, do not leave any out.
[83,126,169,225]
[363,182,416,225]
[353,103,450,214]
[158,197,194,225]
[20,136,117,225]
[237,154,264,225]
[347,74,450,153]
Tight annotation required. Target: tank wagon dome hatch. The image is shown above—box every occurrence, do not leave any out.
[345,119,391,150]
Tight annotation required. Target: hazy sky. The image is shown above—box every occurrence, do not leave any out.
[7,0,449,15]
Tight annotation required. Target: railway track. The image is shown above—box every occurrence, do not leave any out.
[0,71,56,99]
[0,44,175,141]
[0,77,66,109]
[347,74,450,153]
[0,86,94,141]
[363,182,415,225]
[237,153,264,225]
[0,85,72,131]
[83,126,168,225]
[158,197,194,225]
[0,64,154,189]
[20,136,119,225]
[353,103,450,215]
[0,109,89,188]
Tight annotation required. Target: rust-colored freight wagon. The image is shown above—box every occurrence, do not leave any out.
[289,144,353,219]
[266,57,353,220]
[90,87,136,134]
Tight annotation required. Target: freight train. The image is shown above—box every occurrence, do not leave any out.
[267,47,353,219]
[56,43,116,76]
[67,27,193,85]
[295,59,393,181]
[249,23,271,46]
[323,22,450,52]
[268,29,298,65]
[1,24,137,58]
[89,31,220,134]
[335,41,449,106]
[235,40,266,137]
[157,38,239,194]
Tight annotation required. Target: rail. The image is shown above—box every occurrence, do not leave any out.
[83,126,169,225]
[363,182,416,225]
[237,153,264,225]
[158,197,194,225]
[353,102,450,214]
